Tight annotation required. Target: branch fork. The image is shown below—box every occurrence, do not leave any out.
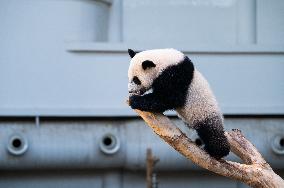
[133,109,284,188]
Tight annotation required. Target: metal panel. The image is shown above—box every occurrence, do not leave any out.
[0,117,283,188]
[123,0,238,45]
[0,170,240,188]
[257,0,284,44]
[0,117,283,170]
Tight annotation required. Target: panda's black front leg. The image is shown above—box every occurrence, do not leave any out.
[129,93,168,113]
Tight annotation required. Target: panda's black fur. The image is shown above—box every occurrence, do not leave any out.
[195,116,230,159]
[128,49,230,159]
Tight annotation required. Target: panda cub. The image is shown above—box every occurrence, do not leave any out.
[127,48,230,159]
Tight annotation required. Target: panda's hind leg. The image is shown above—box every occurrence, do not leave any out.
[195,116,230,159]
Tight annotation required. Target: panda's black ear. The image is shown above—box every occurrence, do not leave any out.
[128,49,137,58]
[142,60,156,70]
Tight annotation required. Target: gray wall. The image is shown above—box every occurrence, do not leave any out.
[0,0,283,116]
[0,0,284,188]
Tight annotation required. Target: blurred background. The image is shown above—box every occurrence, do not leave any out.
[0,0,284,188]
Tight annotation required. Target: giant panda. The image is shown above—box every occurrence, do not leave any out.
[127,48,230,159]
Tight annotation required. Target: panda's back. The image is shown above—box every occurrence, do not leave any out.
[176,70,223,127]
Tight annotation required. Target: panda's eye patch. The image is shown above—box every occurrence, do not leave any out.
[142,60,156,70]
[132,76,141,85]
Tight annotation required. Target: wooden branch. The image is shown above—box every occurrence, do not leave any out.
[134,109,284,188]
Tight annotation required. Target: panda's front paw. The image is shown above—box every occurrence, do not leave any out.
[129,95,140,109]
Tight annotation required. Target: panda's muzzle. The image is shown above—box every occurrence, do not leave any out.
[128,78,153,96]
[128,88,146,96]
[128,80,145,96]
[129,87,153,96]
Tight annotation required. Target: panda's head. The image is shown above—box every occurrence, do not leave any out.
[127,48,185,95]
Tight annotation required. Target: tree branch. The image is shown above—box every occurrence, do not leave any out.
[133,109,284,188]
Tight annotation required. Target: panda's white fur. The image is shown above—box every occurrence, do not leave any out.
[128,48,184,76]
[176,70,223,127]
[128,48,230,159]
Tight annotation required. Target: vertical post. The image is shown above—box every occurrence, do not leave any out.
[236,0,257,44]
[146,148,159,188]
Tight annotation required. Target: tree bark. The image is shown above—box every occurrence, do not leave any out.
[133,110,284,188]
